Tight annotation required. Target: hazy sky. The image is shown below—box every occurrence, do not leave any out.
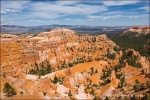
[1,0,149,26]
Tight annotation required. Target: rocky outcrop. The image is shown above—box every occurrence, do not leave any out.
[110,71,119,87]
[125,49,140,57]
[123,26,150,36]
[1,34,19,42]
[110,71,116,82]
[129,26,150,34]
[56,84,69,94]
[74,93,93,100]
[77,84,85,94]
[37,28,78,39]
[1,34,19,38]
[63,72,90,88]
[74,72,90,85]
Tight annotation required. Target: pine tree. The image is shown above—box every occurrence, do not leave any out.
[95,69,98,73]
[90,67,94,74]
[68,90,72,96]
[105,96,109,100]
[3,82,16,97]
[53,75,58,83]
[43,91,46,96]
[114,66,118,72]
[20,91,23,95]
[35,62,39,71]
[41,62,44,75]
[133,79,139,92]
[12,88,16,95]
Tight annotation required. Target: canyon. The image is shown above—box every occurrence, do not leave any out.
[0,27,150,99]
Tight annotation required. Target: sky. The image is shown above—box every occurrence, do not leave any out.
[1,0,149,26]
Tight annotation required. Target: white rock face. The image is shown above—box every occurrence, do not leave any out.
[69,77,76,88]
[44,95,51,99]
[101,86,115,99]
[25,74,38,80]
[67,42,79,47]
[75,93,87,99]
[74,72,90,84]
[50,58,57,65]
[110,70,116,82]
[31,36,45,40]
[74,93,92,100]
[64,72,89,89]
[42,32,50,34]
[38,37,49,43]
[41,72,56,79]
[56,84,69,94]
[78,84,85,94]
[38,49,50,62]
[49,37,61,42]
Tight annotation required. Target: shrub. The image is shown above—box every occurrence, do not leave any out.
[68,90,72,96]
[20,91,23,95]
[43,91,46,96]
[53,75,58,83]
[3,82,16,97]
[133,84,139,92]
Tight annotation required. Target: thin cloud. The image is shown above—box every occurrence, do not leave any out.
[139,6,149,12]
[88,14,122,20]
[55,1,79,6]
[28,19,45,23]
[104,11,124,15]
[31,2,107,16]
[1,1,29,11]
[1,9,16,14]
[65,19,71,21]
[1,11,7,14]
[102,1,140,6]
[88,13,148,20]
[6,9,16,12]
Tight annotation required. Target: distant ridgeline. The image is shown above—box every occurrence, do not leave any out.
[110,26,150,57]
[1,24,130,34]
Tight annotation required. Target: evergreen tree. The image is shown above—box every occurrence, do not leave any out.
[102,69,106,78]
[68,90,72,96]
[130,95,136,100]
[35,62,39,71]
[133,79,140,92]
[3,82,16,97]
[12,88,16,95]
[43,91,46,96]
[90,67,94,74]
[133,84,139,92]
[53,75,58,83]
[141,94,148,100]
[41,62,44,75]
[20,91,23,95]
[114,66,118,72]
[38,72,41,79]
[95,69,98,73]
[135,79,139,84]
[105,96,109,100]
